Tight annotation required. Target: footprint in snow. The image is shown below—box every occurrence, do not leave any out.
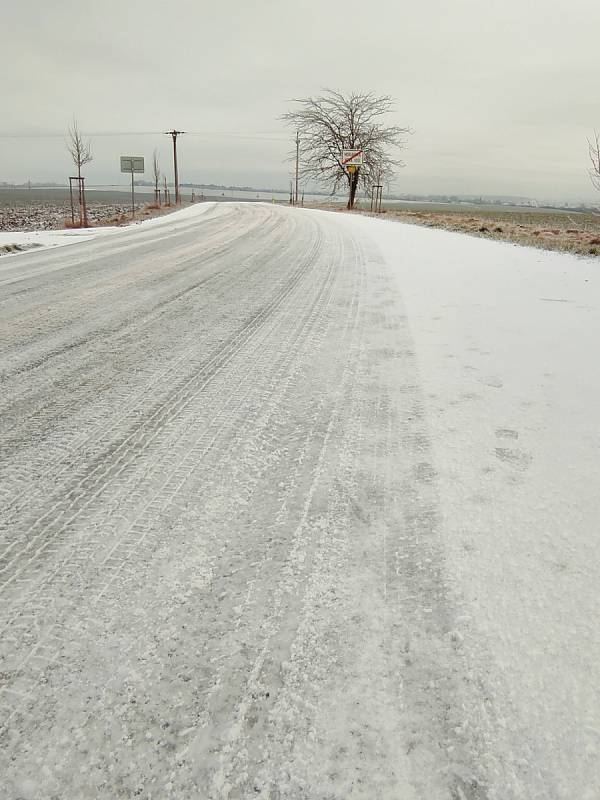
[494,447,532,471]
[495,428,519,440]
[479,376,503,389]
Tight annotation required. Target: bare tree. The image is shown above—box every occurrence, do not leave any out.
[282,89,410,210]
[67,118,93,226]
[588,131,600,193]
[152,149,161,205]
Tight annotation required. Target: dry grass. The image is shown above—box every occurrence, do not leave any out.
[96,202,177,227]
[0,243,41,255]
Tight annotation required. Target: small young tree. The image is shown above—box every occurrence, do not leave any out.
[282,89,410,209]
[67,118,92,226]
[588,131,600,193]
[152,149,161,205]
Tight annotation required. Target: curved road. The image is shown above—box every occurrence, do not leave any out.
[0,203,597,799]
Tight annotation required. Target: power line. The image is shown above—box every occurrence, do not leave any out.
[0,130,288,141]
[186,132,288,141]
[0,131,163,139]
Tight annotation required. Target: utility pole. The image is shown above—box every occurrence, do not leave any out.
[295,131,300,206]
[164,129,185,204]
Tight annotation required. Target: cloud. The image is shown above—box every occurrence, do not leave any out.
[2,0,599,200]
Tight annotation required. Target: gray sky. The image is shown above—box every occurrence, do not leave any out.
[3,0,600,200]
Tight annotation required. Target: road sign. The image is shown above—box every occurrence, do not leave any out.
[341,149,364,166]
[120,157,145,220]
[120,156,145,174]
[347,165,357,174]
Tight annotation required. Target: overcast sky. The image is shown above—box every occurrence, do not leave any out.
[3,0,600,200]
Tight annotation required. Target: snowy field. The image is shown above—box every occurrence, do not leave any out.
[0,202,598,799]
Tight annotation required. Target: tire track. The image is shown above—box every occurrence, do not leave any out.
[0,204,275,383]
[0,216,323,588]
[0,209,345,752]
[184,233,365,798]
[0,201,231,292]
[0,207,495,800]
[3,209,298,511]
[0,208,301,518]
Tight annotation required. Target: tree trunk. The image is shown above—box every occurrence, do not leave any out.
[81,178,88,228]
[347,171,359,210]
[76,164,88,227]
[77,168,83,227]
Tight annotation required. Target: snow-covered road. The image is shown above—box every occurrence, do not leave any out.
[0,202,598,799]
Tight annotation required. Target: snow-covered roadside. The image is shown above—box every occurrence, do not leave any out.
[0,229,100,256]
[336,212,600,798]
[0,201,218,258]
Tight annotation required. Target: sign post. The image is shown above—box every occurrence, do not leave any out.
[120,156,145,218]
[341,150,364,208]
[372,184,383,213]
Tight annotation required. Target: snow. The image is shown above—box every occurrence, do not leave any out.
[333,212,600,798]
[0,201,218,258]
[0,228,100,254]
[1,202,599,799]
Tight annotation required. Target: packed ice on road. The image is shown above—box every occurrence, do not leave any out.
[0,202,598,799]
